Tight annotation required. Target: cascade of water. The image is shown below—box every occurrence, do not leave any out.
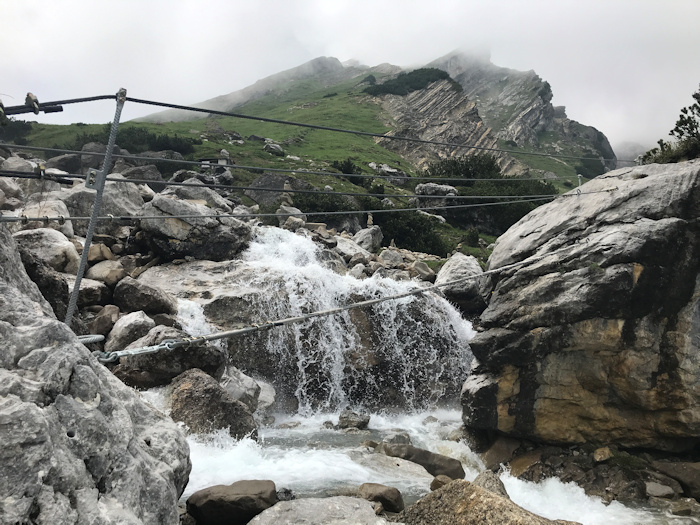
[230,226,475,415]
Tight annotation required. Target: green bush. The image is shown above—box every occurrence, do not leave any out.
[643,84,700,164]
[363,68,462,97]
[422,153,557,234]
[373,209,449,256]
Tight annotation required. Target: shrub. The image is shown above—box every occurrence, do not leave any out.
[363,68,462,97]
[643,84,700,163]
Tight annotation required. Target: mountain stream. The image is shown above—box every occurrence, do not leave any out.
[143,227,693,524]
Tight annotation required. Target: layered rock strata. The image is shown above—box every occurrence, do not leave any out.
[462,160,700,451]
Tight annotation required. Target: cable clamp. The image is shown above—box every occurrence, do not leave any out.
[20,215,28,225]
[576,188,581,197]
[86,168,99,189]
[38,164,46,179]
[58,215,66,225]
[42,216,49,226]
[108,214,116,223]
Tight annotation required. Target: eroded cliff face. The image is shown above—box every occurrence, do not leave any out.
[430,51,617,173]
[462,160,700,452]
[375,79,526,176]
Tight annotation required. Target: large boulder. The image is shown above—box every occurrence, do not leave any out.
[396,480,579,525]
[168,368,258,439]
[17,198,74,237]
[462,161,700,452]
[112,325,226,388]
[104,310,156,354]
[353,225,383,252]
[119,164,166,192]
[0,224,191,524]
[113,276,178,315]
[161,177,233,212]
[434,252,486,315]
[358,482,404,513]
[12,227,80,274]
[56,175,144,236]
[186,480,277,525]
[140,194,251,261]
[377,443,465,480]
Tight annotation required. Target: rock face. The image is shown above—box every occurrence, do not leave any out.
[397,480,579,525]
[0,224,191,524]
[429,50,616,174]
[462,161,700,452]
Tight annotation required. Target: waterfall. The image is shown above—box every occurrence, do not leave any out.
[227,226,474,414]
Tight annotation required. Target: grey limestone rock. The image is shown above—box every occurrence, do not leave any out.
[463,161,700,452]
[0,224,191,524]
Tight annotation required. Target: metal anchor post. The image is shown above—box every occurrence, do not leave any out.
[64,89,127,327]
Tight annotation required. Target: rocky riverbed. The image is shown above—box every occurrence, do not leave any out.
[1,143,700,524]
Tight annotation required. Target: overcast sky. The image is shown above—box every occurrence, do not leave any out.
[3,0,699,155]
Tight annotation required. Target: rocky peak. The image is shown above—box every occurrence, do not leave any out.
[430,51,616,172]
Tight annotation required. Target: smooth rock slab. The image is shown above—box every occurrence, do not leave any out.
[378,443,465,480]
[248,496,388,525]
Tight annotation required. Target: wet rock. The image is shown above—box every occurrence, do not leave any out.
[397,480,580,525]
[434,252,486,314]
[430,474,453,491]
[358,482,404,513]
[248,496,384,525]
[378,443,465,480]
[112,325,226,388]
[221,366,262,412]
[186,480,277,525]
[652,461,700,499]
[338,409,370,430]
[645,481,675,498]
[473,470,509,498]
[382,432,411,445]
[168,368,258,439]
[113,275,178,315]
[481,436,521,471]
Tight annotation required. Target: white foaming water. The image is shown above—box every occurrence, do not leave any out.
[237,226,475,413]
[164,227,691,525]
